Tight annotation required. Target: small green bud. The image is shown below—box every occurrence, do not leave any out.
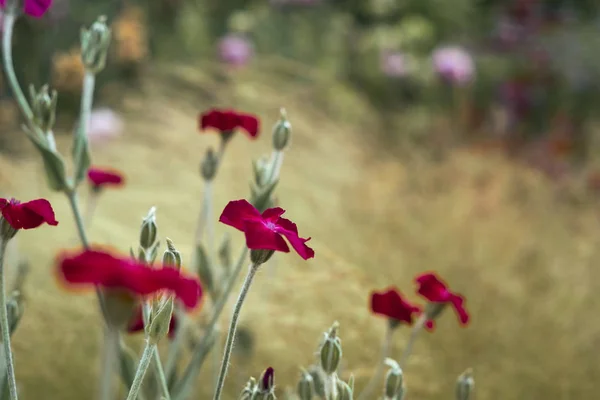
[297,369,315,400]
[455,368,474,400]
[6,291,23,336]
[148,297,174,344]
[272,108,291,151]
[140,207,158,250]
[307,365,326,398]
[250,249,275,266]
[252,156,270,187]
[384,358,403,399]
[163,238,182,269]
[218,233,232,271]
[239,377,257,400]
[29,84,58,133]
[80,16,112,73]
[194,243,215,298]
[320,322,342,375]
[336,377,353,400]
[201,147,220,181]
[0,216,17,241]
[250,179,278,213]
[102,289,137,330]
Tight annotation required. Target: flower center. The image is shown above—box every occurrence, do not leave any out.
[264,221,277,231]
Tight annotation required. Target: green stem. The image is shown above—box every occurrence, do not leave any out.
[0,238,18,400]
[357,325,393,400]
[213,263,259,400]
[172,247,248,399]
[126,341,155,400]
[264,150,284,186]
[164,310,186,384]
[80,72,95,132]
[99,327,119,400]
[152,349,171,400]
[1,12,34,124]
[399,315,426,367]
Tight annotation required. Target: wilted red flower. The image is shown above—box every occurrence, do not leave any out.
[127,304,177,339]
[219,199,314,260]
[0,198,58,230]
[415,272,469,330]
[199,109,259,139]
[0,0,53,18]
[370,287,422,327]
[87,167,125,189]
[58,249,202,309]
[259,367,275,392]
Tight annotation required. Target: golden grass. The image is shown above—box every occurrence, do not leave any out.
[1,63,599,399]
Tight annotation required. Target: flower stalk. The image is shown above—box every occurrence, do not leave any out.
[99,327,120,400]
[125,340,155,400]
[212,263,260,400]
[399,315,426,367]
[357,325,393,400]
[0,238,18,400]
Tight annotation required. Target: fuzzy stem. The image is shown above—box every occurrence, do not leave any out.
[0,239,17,400]
[126,341,155,400]
[399,315,426,367]
[80,72,95,137]
[265,150,284,185]
[84,190,100,231]
[152,349,171,400]
[213,263,259,400]
[99,327,119,400]
[164,309,187,384]
[357,326,393,400]
[1,13,34,123]
[173,247,248,399]
[195,181,212,244]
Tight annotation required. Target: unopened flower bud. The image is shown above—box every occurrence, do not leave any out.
[272,108,291,151]
[250,249,275,266]
[336,377,353,400]
[297,369,315,400]
[140,207,157,250]
[80,16,112,73]
[0,216,17,241]
[219,233,232,271]
[195,243,215,298]
[455,368,474,400]
[102,289,137,330]
[239,377,257,400]
[29,84,58,133]
[148,297,174,344]
[255,367,276,399]
[384,358,403,399]
[6,291,23,336]
[201,148,219,181]
[252,156,270,187]
[320,321,342,374]
[163,238,182,269]
[307,365,326,398]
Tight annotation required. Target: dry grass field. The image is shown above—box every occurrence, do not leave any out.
[0,61,599,399]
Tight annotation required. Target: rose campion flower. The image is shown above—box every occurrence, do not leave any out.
[432,46,475,86]
[0,0,53,18]
[415,272,469,330]
[199,108,260,139]
[380,50,408,78]
[218,33,253,67]
[86,108,124,146]
[127,304,177,339]
[87,167,125,190]
[0,198,58,231]
[58,249,202,309]
[370,287,422,328]
[219,199,315,260]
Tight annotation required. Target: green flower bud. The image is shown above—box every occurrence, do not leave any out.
[140,207,157,250]
[297,369,315,400]
[148,297,174,344]
[456,368,474,400]
[336,377,353,400]
[29,84,58,134]
[384,358,403,399]
[250,249,275,266]
[194,242,215,298]
[81,16,112,73]
[320,322,342,375]
[201,148,219,181]
[163,238,182,269]
[307,365,326,398]
[272,108,291,151]
[6,291,23,336]
[218,233,232,272]
[239,377,257,400]
[252,156,270,187]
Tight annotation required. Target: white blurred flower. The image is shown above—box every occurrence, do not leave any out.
[432,46,475,86]
[86,108,124,146]
[217,33,254,67]
[380,50,408,78]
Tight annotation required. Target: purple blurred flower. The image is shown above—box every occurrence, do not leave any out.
[218,33,254,68]
[46,0,69,23]
[432,46,475,86]
[86,108,124,147]
[380,50,408,78]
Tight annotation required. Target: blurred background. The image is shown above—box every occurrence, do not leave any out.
[2,0,600,399]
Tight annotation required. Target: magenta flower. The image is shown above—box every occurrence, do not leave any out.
[199,108,260,139]
[370,287,422,327]
[87,167,125,189]
[0,0,53,18]
[218,33,254,67]
[219,199,315,260]
[58,249,203,309]
[380,50,408,78]
[415,272,469,330]
[432,46,475,86]
[0,198,58,230]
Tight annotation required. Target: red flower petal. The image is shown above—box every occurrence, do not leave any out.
[237,113,260,138]
[243,220,290,253]
[261,207,286,222]
[59,250,202,309]
[449,293,470,325]
[0,198,58,230]
[199,109,260,139]
[23,0,52,18]
[415,272,470,327]
[87,167,125,188]
[219,199,262,231]
[370,287,422,325]
[274,217,314,260]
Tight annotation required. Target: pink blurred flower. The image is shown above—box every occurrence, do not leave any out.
[86,108,124,146]
[432,46,475,86]
[380,50,408,78]
[218,33,254,67]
